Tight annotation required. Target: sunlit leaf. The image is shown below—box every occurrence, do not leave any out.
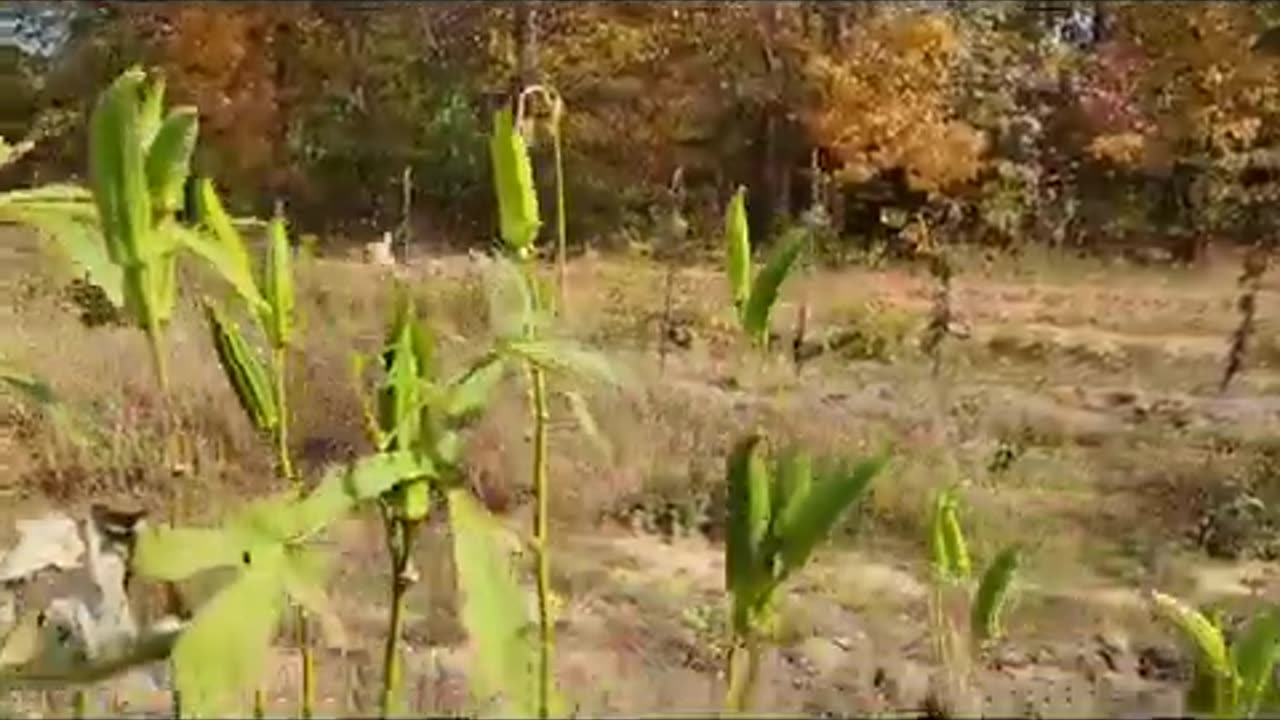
[172,549,287,718]
[145,109,199,216]
[970,544,1021,645]
[724,186,751,316]
[776,454,885,582]
[448,489,546,718]
[742,231,804,344]
[1231,607,1280,717]
[490,108,541,252]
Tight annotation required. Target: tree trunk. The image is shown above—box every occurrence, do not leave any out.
[512,1,539,102]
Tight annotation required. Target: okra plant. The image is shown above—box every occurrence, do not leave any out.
[723,187,806,350]
[722,434,886,712]
[1149,591,1280,719]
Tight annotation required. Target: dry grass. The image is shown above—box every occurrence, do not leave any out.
[3,227,1279,716]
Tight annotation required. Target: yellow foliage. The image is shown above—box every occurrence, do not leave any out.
[801,9,986,193]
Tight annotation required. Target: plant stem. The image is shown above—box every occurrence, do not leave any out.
[522,260,555,719]
[380,514,417,719]
[271,346,312,719]
[552,126,568,316]
[723,636,760,713]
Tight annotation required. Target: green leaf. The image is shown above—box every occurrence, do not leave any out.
[292,452,434,536]
[144,108,198,216]
[0,191,123,307]
[742,231,804,344]
[726,435,771,624]
[489,108,541,252]
[204,300,278,435]
[448,489,545,718]
[771,447,812,543]
[262,217,295,349]
[173,549,288,718]
[133,526,243,581]
[1231,607,1280,717]
[505,339,622,389]
[88,67,150,269]
[930,489,971,583]
[1150,591,1234,681]
[776,454,885,582]
[970,544,1022,645]
[185,179,265,310]
[137,74,166,151]
[725,186,751,317]
[444,354,506,423]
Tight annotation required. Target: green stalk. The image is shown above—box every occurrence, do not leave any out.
[723,636,761,713]
[552,121,567,316]
[270,346,313,719]
[523,259,555,720]
[380,513,417,718]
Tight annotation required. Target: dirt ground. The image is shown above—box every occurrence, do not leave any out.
[2,231,1279,717]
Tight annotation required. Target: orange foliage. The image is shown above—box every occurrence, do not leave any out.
[127,3,300,192]
[801,9,986,193]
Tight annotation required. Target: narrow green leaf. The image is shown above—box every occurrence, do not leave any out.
[776,455,885,581]
[1231,607,1280,716]
[725,186,751,317]
[970,544,1021,645]
[186,179,265,309]
[262,217,295,349]
[938,490,972,582]
[726,435,771,610]
[173,550,287,718]
[144,108,198,216]
[742,231,804,343]
[1150,591,1234,681]
[771,447,812,553]
[204,300,278,434]
[448,488,546,718]
[489,108,541,252]
[137,74,165,151]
